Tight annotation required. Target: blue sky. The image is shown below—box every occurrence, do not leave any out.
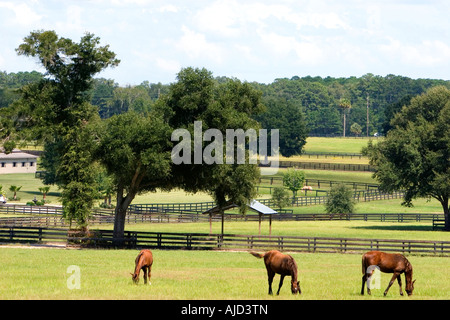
[1,0,449,85]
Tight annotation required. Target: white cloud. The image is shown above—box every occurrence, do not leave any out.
[380,38,450,67]
[0,1,42,26]
[1,0,449,84]
[194,0,241,37]
[177,26,223,63]
[158,4,179,13]
[258,31,324,65]
[156,57,181,74]
[109,0,154,5]
[194,0,349,38]
[53,5,85,34]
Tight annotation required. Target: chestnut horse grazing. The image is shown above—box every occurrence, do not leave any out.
[131,249,153,285]
[361,251,415,296]
[250,250,301,295]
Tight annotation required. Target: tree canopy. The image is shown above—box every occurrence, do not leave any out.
[9,30,120,227]
[95,67,264,240]
[364,86,450,230]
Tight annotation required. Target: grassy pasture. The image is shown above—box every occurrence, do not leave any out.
[0,247,448,300]
[302,137,378,154]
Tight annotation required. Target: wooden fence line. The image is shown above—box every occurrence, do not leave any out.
[0,190,405,218]
[0,212,444,228]
[0,227,448,255]
[128,190,405,213]
[261,161,376,172]
[259,176,380,190]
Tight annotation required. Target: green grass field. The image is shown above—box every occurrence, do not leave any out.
[302,137,378,154]
[0,247,448,300]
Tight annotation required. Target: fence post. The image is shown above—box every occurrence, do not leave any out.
[278,237,283,251]
[217,235,223,249]
[187,234,192,249]
[340,239,347,253]
[157,233,162,248]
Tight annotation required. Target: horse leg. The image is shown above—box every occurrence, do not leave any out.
[276,275,285,295]
[148,265,152,285]
[143,267,148,285]
[267,270,275,295]
[397,274,403,296]
[384,272,399,296]
[361,274,367,295]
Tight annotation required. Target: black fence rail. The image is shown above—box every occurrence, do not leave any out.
[3,209,442,229]
[259,177,380,191]
[261,161,376,172]
[1,227,448,255]
[128,190,404,214]
[0,189,405,219]
[301,152,365,159]
[0,226,68,244]
[433,217,447,231]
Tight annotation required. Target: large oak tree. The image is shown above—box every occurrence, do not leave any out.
[95,67,264,241]
[364,86,450,230]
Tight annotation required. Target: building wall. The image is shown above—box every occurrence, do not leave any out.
[0,158,38,174]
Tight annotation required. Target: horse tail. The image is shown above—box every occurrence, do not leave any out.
[250,251,264,259]
[361,254,368,275]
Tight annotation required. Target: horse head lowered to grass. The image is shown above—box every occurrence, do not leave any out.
[131,249,153,285]
[361,250,415,296]
[250,250,301,295]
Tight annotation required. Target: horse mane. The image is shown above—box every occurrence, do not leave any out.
[404,258,413,275]
[284,255,298,279]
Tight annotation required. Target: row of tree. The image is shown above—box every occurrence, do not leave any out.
[3,64,449,150]
[84,73,450,140]
[1,30,448,232]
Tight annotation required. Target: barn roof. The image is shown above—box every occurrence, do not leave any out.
[0,149,38,160]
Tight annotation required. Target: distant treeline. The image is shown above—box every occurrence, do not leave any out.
[2,70,449,137]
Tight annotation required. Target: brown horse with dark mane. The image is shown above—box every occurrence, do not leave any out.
[131,249,153,285]
[250,250,301,295]
[361,251,415,296]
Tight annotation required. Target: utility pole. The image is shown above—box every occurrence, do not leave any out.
[366,94,370,137]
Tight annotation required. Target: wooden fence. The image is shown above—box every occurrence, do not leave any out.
[0,189,403,217]
[0,226,448,255]
[0,211,443,228]
[259,176,380,190]
[262,161,376,172]
[128,190,405,213]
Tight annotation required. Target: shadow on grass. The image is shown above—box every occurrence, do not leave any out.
[23,191,60,197]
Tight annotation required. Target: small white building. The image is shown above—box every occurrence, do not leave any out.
[0,149,38,174]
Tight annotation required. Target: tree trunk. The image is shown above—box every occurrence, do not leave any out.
[113,187,136,246]
[442,197,449,231]
[113,205,127,245]
[343,113,346,137]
